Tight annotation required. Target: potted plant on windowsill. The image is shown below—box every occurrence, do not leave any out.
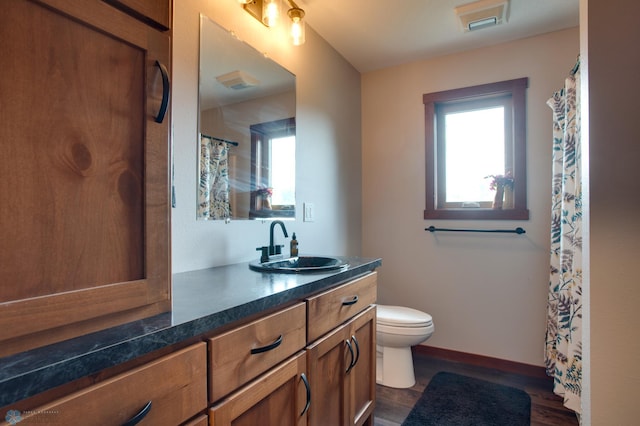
[486,172,514,209]
[255,186,273,210]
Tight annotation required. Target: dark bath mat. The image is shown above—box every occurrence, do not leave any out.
[401,371,531,426]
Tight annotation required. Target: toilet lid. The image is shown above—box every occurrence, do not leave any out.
[377,305,433,327]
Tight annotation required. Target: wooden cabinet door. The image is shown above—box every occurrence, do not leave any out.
[306,322,351,426]
[0,0,171,356]
[346,307,376,426]
[306,306,377,426]
[209,352,309,426]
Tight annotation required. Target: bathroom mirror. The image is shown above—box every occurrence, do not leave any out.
[198,14,296,220]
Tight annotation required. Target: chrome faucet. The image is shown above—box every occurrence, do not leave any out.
[257,220,289,263]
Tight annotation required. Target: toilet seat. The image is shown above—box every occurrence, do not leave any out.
[377,305,433,328]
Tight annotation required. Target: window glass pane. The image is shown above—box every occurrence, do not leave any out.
[445,107,504,203]
[270,135,295,205]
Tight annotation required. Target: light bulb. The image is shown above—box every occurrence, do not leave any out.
[262,0,279,27]
[288,7,305,46]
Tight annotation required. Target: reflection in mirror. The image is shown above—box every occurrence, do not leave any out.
[198,14,296,220]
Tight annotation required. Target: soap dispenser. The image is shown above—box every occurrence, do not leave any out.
[290,233,298,257]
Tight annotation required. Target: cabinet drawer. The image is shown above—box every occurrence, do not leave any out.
[13,343,207,426]
[208,303,307,403]
[306,272,377,343]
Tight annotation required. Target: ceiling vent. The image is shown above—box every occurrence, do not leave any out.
[455,0,509,32]
[215,70,260,90]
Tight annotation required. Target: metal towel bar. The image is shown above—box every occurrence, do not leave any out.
[425,226,526,234]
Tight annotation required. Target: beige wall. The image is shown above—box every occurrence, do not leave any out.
[362,28,580,366]
[585,0,640,422]
[172,0,362,272]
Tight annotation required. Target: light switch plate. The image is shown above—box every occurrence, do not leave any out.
[304,202,315,222]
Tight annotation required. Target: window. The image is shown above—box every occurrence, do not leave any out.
[250,117,296,218]
[423,78,529,220]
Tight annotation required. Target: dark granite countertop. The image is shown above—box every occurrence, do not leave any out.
[0,256,381,407]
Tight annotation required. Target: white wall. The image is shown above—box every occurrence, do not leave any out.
[172,0,362,272]
[362,28,580,366]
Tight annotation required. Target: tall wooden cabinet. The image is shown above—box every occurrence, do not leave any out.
[0,0,171,356]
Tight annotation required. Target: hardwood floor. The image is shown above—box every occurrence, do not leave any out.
[373,349,579,426]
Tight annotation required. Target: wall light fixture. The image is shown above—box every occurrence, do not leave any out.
[242,0,307,45]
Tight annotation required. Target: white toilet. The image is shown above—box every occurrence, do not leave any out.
[376,304,434,388]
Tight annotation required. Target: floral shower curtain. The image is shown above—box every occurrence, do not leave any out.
[545,63,582,414]
[198,136,231,220]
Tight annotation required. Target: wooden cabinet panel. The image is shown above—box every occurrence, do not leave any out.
[13,343,207,426]
[307,306,376,426]
[209,351,309,426]
[306,272,377,342]
[347,307,376,426]
[0,0,171,356]
[103,0,171,30]
[208,303,306,403]
[306,320,351,426]
[183,414,209,426]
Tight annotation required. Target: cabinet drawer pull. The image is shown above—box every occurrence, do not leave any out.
[154,60,170,123]
[122,400,152,426]
[342,295,359,306]
[351,335,360,367]
[345,339,355,373]
[250,334,283,354]
[300,373,311,417]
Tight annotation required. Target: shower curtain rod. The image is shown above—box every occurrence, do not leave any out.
[201,133,239,146]
[425,226,526,235]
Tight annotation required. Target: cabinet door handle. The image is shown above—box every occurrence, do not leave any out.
[122,400,152,426]
[154,60,170,123]
[300,373,311,417]
[250,334,283,354]
[351,335,360,367]
[342,295,359,306]
[345,339,355,373]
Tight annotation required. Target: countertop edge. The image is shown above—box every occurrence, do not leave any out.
[0,257,381,407]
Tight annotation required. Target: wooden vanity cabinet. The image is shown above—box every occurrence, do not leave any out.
[7,343,208,426]
[0,0,172,356]
[305,272,378,426]
[207,272,377,426]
